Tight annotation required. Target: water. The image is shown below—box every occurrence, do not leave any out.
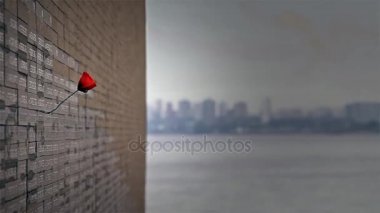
[146,134,380,213]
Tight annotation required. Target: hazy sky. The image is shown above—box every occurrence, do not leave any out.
[147,0,380,112]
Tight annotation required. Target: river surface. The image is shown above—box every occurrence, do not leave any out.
[146,134,380,213]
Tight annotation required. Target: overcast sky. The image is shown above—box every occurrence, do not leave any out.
[147,0,380,112]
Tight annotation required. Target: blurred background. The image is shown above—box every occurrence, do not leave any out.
[146,0,380,212]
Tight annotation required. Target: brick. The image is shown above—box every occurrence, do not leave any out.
[17,0,29,22]
[4,68,18,88]
[4,0,17,16]
[0,106,17,125]
[1,1,146,212]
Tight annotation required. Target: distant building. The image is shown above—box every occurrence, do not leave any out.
[164,102,177,131]
[273,108,304,120]
[165,102,176,120]
[178,99,192,119]
[331,107,346,118]
[233,102,248,118]
[147,104,155,122]
[192,102,202,120]
[260,97,272,124]
[345,102,380,124]
[202,99,216,124]
[308,107,333,119]
[153,99,163,121]
[218,101,228,117]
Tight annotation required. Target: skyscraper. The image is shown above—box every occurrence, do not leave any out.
[233,102,248,118]
[178,99,192,119]
[218,101,228,117]
[165,102,177,131]
[260,97,272,124]
[345,102,380,124]
[154,99,163,120]
[165,102,176,120]
[201,99,216,124]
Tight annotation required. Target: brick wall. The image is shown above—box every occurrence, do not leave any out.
[0,0,146,212]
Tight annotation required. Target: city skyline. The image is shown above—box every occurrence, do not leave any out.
[148,0,380,112]
[147,97,354,115]
[147,97,359,123]
[148,97,380,134]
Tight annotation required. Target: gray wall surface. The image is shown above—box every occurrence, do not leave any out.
[0,0,146,212]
